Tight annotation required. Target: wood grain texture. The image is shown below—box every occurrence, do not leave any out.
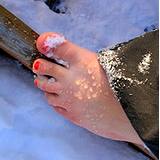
[0,5,54,70]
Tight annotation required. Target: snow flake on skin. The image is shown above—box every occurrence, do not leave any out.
[42,34,69,67]
[43,34,66,54]
[48,77,56,84]
[73,72,106,101]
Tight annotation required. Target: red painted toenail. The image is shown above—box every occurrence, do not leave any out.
[34,61,40,70]
[34,79,38,87]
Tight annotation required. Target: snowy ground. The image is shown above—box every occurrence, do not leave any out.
[0,0,158,159]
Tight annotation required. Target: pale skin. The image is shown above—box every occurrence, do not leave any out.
[32,32,144,146]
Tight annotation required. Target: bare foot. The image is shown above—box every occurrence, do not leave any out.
[32,32,143,145]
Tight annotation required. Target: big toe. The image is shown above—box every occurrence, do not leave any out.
[36,32,84,66]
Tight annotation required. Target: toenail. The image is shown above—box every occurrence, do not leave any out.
[34,79,38,87]
[34,61,40,70]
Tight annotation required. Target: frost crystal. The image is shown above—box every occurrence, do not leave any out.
[138,52,152,74]
[98,49,146,95]
[43,35,69,67]
[44,35,66,51]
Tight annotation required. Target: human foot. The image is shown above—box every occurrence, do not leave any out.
[32,32,144,145]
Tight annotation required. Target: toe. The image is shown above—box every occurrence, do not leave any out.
[32,58,67,79]
[44,93,81,125]
[34,75,63,94]
[36,32,65,54]
[36,32,83,64]
[45,92,65,108]
[54,107,79,124]
[54,106,68,115]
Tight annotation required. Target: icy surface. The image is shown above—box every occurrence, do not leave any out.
[0,0,158,159]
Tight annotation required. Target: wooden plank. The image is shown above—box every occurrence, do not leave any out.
[0,5,56,70]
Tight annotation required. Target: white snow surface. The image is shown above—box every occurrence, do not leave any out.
[0,0,158,159]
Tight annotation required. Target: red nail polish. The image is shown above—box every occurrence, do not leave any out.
[34,79,38,87]
[34,61,40,70]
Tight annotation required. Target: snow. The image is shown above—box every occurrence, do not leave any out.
[44,34,66,52]
[42,34,69,67]
[0,0,158,159]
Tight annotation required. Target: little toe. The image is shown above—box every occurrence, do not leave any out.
[45,92,64,108]
[32,59,67,79]
[34,75,63,94]
[54,107,79,124]
[36,32,83,65]
[54,106,68,115]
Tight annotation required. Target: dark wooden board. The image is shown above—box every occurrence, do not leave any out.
[0,5,56,70]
